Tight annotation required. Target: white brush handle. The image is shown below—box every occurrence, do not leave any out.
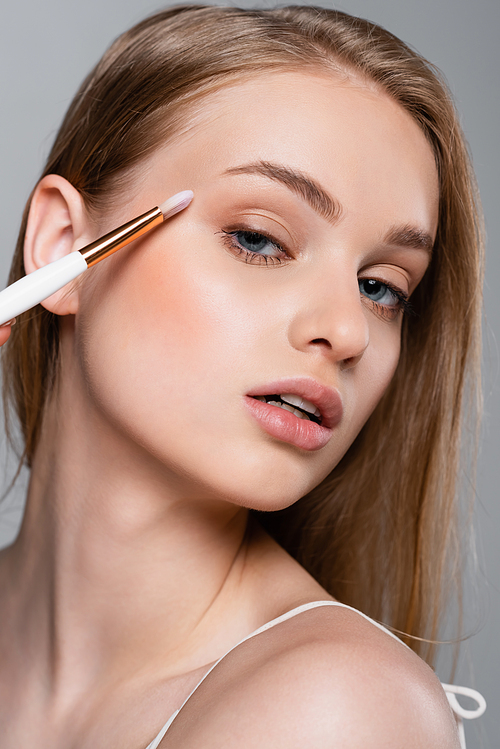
[0,252,88,325]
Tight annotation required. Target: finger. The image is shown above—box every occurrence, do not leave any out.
[0,318,16,345]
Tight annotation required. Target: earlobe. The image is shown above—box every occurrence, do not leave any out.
[24,175,91,316]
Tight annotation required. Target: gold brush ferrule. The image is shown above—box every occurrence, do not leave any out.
[81,207,163,267]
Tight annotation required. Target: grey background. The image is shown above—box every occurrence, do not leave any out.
[0,1,498,747]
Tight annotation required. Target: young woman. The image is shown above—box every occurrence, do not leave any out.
[0,5,485,748]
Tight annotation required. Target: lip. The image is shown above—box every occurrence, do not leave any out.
[244,377,343,451]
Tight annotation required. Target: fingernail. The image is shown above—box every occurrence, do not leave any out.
[0,318,16,328]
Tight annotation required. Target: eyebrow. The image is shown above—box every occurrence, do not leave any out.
[224,160,434,253]
[383,225,434,254]
[224,161,342,223]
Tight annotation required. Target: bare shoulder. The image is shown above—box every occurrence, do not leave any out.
[165,604,460,748]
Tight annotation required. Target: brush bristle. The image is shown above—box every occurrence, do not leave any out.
[159,190,194,219]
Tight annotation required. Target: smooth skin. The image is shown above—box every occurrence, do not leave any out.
[0,71,459,748]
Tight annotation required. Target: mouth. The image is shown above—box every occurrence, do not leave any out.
[252,394,322,425]
[244,378,343,451]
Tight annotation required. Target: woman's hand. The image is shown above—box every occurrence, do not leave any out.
[0,319,15,346]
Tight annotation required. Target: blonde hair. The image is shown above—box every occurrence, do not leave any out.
[2,5,483,665]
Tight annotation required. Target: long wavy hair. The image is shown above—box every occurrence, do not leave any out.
[2,5,483,665]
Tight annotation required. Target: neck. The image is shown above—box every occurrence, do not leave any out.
[0,329,256,713]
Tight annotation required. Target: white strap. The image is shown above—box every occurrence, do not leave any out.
[144,602,486,748]
[442,683,487,719]
[440,684,486,749]
[145,711,179,749]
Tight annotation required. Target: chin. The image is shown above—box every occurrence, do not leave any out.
[194,455,330,513]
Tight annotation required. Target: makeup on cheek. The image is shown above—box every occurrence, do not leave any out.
[0,190,193,325]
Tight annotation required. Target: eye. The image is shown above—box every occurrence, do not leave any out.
[220,229,289,265]
[359,279,398,305]
[358,278,411,321]
[234,231,278,255]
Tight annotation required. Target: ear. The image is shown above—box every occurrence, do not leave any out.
[24,175,92,316]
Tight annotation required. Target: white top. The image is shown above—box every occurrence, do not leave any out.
[144,600,486,749]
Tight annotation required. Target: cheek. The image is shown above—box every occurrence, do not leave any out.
[351,320,402,428]
[74,231,263,448]
[73,245,308,507]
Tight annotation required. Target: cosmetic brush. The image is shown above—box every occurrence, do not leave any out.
[0,190,193,326]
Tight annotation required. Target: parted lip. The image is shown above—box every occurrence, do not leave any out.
[246,377,343,430]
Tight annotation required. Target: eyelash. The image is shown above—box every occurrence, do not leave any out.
[219,229,289,266]
[218,228,414,319]
[359,282,413,322]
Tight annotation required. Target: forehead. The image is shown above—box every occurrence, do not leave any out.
[155,71,439,233]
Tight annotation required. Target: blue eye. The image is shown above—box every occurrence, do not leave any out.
[220,229,288,265]
[358,278,412,321]
[359,279,399,306]
[232,230,281,257]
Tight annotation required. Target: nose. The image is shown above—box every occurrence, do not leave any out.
[287,275,369,369]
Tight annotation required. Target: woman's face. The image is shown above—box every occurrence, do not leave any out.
[75,71,438,509]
